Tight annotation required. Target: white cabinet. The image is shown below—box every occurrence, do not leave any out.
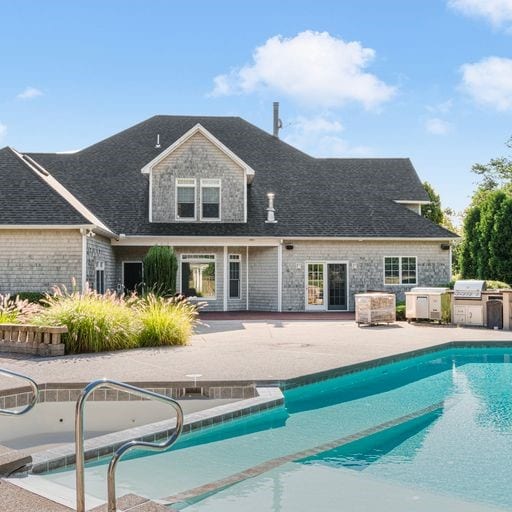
[453,305,483,326]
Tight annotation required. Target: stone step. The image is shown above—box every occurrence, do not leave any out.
[0,444,32,477]
[90,493,173,512]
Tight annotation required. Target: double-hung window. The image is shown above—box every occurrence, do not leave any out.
[181,254,216,299]
[229,254,241,299]
[176,179,196,220]
[200,179,221,220]
[95,261,106,294]
[384,256,417,285]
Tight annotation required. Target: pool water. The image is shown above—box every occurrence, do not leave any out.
[41,348,512,510]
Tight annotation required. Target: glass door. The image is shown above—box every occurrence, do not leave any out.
[306,263,325,311]
[327,263,347,311]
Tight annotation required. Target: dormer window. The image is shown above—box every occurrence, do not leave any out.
[176,178,196,220]
[201,179,221,221]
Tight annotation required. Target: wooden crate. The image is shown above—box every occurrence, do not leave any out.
[355,293,396,325]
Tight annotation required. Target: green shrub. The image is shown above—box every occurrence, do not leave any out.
[0,294,41,323]
[136,294,199,347]
[485,280,511,289]
[143,246,178,296]
[396,301,406,321]
[13,292,46,304]
[35,287,139,354]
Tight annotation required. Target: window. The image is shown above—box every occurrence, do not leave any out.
[181,254,216,299]
[176,179,196,220]
[384,256,417,285]
[201,179,221,220]
[229,254,241,299]
[95,261,105,294]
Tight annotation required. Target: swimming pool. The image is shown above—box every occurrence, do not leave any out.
[37,347,512,511]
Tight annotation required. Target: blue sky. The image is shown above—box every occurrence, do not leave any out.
[2,0,512,214]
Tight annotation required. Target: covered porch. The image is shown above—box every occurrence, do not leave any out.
[111,237,282,312]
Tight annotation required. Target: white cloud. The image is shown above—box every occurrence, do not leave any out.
[284,115,371,157]
[460,56,512,110]
[425,117,451,135]
[448,0,512,28]
[426,99,453,114]
[17,86,43,100]
[0,122,6,141]
[211,30,395,109]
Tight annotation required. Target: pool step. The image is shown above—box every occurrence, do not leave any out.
[90,493,174,512]
[0,444,32,477]
[165,401,445,508]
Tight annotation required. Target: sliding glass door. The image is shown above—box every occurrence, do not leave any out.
[305,262,348,311]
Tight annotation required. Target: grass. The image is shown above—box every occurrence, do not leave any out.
[136,294,199,347]
[36,287,139,353]
[0,294,41,323]
[31,287,200,354]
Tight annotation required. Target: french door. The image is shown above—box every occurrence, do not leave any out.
[305,262,348,311]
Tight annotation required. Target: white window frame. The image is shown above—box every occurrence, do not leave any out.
[175,178,197,221]
[383,256,417,286]
[95,261,106,294]
[200,179,221,221]
[180,254,217,300]
[228,253,241,299]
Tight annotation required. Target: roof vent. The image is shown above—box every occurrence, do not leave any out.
[273,102,283,138]
[155,134,161,149]
[265,192,277,224]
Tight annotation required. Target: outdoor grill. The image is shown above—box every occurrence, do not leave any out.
[453,280,486,300]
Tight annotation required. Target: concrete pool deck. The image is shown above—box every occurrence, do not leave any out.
[0,320,511,388]
[1,319,512,511]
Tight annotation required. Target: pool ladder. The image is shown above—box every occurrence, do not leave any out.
[0,368,38,416]
[75,379,184,512]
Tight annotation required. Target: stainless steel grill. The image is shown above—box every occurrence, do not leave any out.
[453,280,486,299]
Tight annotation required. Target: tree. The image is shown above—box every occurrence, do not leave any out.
[421,182,444,225]
[472,137,512,192]
[143,246,177,295]
[459,191,512,283]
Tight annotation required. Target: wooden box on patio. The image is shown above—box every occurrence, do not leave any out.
[355,293,396,326]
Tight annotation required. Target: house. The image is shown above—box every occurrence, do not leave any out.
[0,107,457,312]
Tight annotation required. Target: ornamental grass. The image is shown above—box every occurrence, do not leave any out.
[135,293,200,347]
[35,285,139,354]
[0,294,41,323]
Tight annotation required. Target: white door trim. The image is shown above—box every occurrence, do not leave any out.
[326,260,349,312]
[305,262,326,311]
[305,260,349,312]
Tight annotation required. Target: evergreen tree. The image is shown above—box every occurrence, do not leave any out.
[143,246,178,295]
[421,182,444,225]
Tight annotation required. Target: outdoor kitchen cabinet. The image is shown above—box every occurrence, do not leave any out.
[453,305,483,326]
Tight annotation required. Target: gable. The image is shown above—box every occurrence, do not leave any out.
[141,123,255,182]
[150,130,247,224]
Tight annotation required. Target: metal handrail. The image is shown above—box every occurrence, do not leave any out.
[0,368,38,416]
[75,378,184,512]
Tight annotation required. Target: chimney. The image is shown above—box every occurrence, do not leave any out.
[273,102,282,138]
[265,192,277,223]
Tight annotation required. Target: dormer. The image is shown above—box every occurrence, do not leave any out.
[141,124,255,223]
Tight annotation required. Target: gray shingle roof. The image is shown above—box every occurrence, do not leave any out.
[17,115,455,238]
[0,147,88,225]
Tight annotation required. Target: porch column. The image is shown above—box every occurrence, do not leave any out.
[246,246,249,311]
[223,246,228,312]
[277,243,283,312]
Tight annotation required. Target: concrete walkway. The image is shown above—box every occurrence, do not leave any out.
[0,320,511,389]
